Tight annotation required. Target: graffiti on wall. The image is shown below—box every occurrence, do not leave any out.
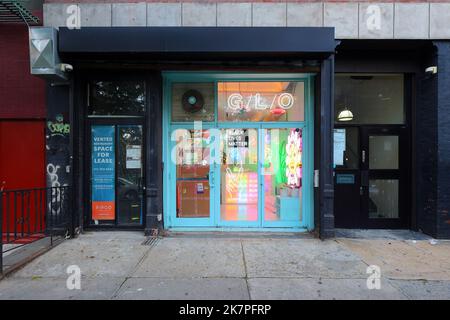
[47,114,70,137]
[46,113,71,216]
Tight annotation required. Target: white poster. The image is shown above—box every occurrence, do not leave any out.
[126,145,142,169]
[333,129,346,167]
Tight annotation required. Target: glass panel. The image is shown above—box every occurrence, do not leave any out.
[220,128,258,222]
[174,129,211,218]
[369,135,399,169]
[117,125,143,225]
[369,179,399,219]
[171,83,215,122]
[334,127,359,169]
[91,125,116,223]
[263,128,302,222]
[335,74,404,124]
[88,81,146,116]
[218,82,304,122]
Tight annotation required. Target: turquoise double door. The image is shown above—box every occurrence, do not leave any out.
[163,73,314,231]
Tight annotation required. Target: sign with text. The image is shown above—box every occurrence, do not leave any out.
[91,125,115,220]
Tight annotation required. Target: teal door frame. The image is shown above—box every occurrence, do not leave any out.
[162,72,315,231]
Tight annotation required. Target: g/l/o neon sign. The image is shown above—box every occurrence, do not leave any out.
[227,93,294,111]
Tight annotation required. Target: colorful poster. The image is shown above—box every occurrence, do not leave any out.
[91,126,115,220]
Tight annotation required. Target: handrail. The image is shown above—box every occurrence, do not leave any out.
[0,186,72,275]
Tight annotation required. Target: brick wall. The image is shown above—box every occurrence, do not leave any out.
[0,24,46,119]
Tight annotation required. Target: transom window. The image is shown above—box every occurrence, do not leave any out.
[170,79,306,123]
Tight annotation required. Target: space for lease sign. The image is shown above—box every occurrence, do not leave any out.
[91,125,115,221]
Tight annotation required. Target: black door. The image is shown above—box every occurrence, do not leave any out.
[88,120,145,227]
[334,126,410,228]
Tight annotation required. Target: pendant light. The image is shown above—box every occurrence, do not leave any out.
[337,108,354,122]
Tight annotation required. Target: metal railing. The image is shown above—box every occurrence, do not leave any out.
[0,186,72,275]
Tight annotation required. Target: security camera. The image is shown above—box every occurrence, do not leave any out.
[425,66,437,75]
[58,63,73,72]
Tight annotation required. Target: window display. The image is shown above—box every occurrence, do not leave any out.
[218,81,304,122]
[165,74,311,229]
[263,128,302,222]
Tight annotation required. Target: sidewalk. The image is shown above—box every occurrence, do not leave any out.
[0,231,449,300]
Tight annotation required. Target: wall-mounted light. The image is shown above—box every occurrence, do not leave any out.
[425,66,438,75]
[337,108,354,122]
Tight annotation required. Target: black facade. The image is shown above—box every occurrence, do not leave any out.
[44,27,450,239]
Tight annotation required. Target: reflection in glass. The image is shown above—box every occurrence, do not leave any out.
[174,129,211,218]
[369,179,399,219]
[335,74,404,124]
[263,128,302,222]
[171,83,215,122]
[369,135,399,170]
[220,129,258,222]
[218,82,304,122]
[334,128,359,169]
[88,81,146,116]
[117,125,143,225]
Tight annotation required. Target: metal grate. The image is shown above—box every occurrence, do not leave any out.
[0,0,40,24]
[141,236,161,248]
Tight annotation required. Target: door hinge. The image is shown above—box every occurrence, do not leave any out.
[314,170,319,188]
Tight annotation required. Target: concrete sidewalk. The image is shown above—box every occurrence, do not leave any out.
[0,231,449,300]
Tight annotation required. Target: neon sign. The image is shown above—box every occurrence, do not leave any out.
[285,129,302,188]
[227,93,294,112]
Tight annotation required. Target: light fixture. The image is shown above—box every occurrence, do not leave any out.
[337,108,354,122]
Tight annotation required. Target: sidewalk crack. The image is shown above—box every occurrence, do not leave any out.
[241,240,251,300]
[109,238,161,299]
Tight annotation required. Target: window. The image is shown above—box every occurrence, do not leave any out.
[218,81,304,122]
[171,83,215,122]
[88,81,146,116]
[335,74,404,124]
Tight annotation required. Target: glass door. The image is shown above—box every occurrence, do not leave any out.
[360,127,409,228]
[218,128,259,227]
[262,128,303,227]
[90,124,144,226]
[168,128,216,227]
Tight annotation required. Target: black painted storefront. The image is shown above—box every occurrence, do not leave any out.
[44,27,450,239]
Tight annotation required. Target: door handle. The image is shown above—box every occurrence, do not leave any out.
[362,150,366,164]
[210,172,215,188]
[361,170,369,187]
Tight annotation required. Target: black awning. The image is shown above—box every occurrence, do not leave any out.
[58,27,336,60]
[0,0,40,24]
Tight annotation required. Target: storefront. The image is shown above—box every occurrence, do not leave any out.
[37,27,336,236]
[30,23,450,239]
[163,73,314,230]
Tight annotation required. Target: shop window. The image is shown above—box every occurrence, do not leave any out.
[335,74,404,124]
[262,128,303,222]
[171,83,215,122]
[333,127,359,169]
[218,81,304,122]
[88,81,146,116]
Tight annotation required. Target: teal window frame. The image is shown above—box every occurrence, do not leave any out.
[163,72,315,231]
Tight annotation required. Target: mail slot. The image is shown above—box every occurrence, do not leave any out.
[336,174,355,184]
